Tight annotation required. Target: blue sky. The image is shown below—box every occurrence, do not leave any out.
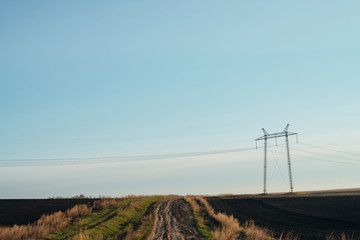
[1,1,360,198]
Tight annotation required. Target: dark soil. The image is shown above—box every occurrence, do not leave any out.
[207,195,360,240]
[0,199,99,226]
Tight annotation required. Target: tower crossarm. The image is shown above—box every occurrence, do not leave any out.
[255,131,297,141]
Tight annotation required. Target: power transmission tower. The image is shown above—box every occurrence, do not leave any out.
[255,124,298,194]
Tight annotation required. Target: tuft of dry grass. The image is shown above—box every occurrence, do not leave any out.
[197,197,242,240]
[278,231,300,240]
[325,232,358,240]
[184,196,201,213]
[66,204,93,219]
[243,220,274,240]
[93,197,119,210]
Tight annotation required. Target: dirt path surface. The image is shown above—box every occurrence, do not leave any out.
[148,198,202,240]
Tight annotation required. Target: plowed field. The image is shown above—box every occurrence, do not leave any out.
[0,199,98,226]
[207,193,360,240]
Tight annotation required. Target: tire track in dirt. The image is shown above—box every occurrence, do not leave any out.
[148,198,203,240]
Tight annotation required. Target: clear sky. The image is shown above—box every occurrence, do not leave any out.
[1,1,360,198]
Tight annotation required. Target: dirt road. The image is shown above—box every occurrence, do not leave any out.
[148,198,202,240]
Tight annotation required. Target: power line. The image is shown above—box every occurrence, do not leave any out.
[291,147,360,163]
[267,149,360,166]
[0,147,256,167]
[2,138,360,169]
[298,142,360,157]
[293,153,360,166]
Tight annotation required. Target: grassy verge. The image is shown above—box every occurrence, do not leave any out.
[185,196,277,240]
[184,196,214,240]
[0,204,93,240]
[49,196,167,240]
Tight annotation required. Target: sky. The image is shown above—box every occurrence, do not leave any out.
[1,1,360,198]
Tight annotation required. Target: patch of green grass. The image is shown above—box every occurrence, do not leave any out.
[193,212,213,240]
[184,197,213,240]
[48,197,167,240]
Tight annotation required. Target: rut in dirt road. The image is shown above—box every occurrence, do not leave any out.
[148,198,203,240]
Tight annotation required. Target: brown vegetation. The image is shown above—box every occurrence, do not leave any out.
[0,195,170,240]
[0,198,99,226]
[49,195,167,240]
[93,197,119,210]
[0,202,97,240]
[185,196,302,240]
[198,196,242,240]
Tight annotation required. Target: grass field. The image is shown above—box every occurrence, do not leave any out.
[185,196,276,240]
[50,196,166,240]
[0,196,168,240]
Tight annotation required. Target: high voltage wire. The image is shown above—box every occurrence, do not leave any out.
[264,142,360,165]
[2,141,360,167]
[267,149,360,166]
[292,153,360,166]
[0,147,256,167]
[298,142,360,157]
[291,147,360,163]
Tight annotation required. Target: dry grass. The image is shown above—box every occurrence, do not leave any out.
[184,196,201,213]
[0,197,137,240]
[197,197,242,240]
[93,197,119,210]
[325,232,359,240]
[184,196,214,239]
[55,196,167,240]
[0,203,92,240]
[243,220,274,240]
[185,196,278,240]
[66,204,93,219]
